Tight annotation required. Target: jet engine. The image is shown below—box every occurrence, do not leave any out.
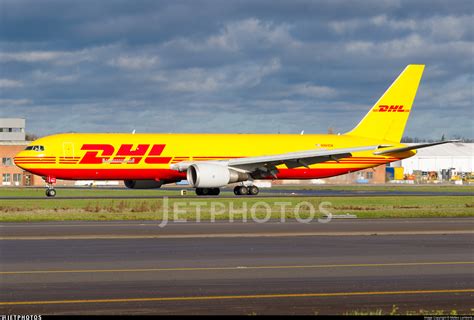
[186,163,249,188]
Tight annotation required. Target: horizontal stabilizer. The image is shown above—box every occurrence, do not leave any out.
[374,140,460,155]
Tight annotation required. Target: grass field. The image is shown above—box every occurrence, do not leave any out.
[0,184,473,198]
[0,187,180,198]
[0,186,472,222]
[272,184,474,193]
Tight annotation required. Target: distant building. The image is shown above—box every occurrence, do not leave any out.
[394,143,474,183]
[0,118,43,186]
[398,143,474,173]
[275,143,474,185]
[322,165,387,184]
[0,118,120,187]
[273,165,387,185]
[0,118,26,141]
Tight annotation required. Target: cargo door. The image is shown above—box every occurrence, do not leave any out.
[61,142,77,164]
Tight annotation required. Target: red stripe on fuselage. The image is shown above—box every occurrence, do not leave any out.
[14,162,56,164]
[23,167,369,181]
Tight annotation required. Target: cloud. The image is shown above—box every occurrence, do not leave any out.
[0,51,63,62]
[0,99,32,106]
[206,18,301,51]
[108,55,159,70]
[30,71,79,84]
[154,58,281,93]
[330,14,473,41]
[0,49,94,66]
[0,79,23,88]
[281,84,337,98]
[0,1,472,139]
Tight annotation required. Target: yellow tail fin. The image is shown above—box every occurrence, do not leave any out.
[346,64,425,142]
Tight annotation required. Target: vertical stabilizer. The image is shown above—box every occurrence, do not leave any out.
[346,64,425,142]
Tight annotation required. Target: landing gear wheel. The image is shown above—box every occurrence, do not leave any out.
[210,188,220,196]
[248,185,259,196]
[234,186,240,195]
[196,188,220,196]
[235,186,248,196]
[46,189,56,197]
[234,185,258,196]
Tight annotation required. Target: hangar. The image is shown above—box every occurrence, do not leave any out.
[278,143,474,185]
[394,142,474,183]
[399,142,473,173]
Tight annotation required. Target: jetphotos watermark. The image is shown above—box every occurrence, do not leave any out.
[158,197,333,228]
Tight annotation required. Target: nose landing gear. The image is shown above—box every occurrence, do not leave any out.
[44,176,57,197]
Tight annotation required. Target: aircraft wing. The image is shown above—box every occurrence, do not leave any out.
[171,145,378,175]
[373,140,459,155]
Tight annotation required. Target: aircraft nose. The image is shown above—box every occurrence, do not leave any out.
[14,151,27,169]
[13,150,35,170]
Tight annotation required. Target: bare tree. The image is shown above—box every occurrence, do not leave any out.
[25,133,40,141]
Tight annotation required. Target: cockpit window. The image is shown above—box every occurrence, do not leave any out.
[25,145,44,152]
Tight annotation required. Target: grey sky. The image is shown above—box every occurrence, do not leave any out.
[0,0,472,138]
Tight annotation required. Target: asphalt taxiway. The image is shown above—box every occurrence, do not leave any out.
[0,218,473,239]
[0,218,473,314]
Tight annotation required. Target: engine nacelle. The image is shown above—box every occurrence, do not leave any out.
[124,180,164,189]
[186,163,249,188]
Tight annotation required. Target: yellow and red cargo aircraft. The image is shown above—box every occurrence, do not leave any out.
[15,65,455,196]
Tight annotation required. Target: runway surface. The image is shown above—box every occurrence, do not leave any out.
[0,187,472,200]
[1,219,473,314]
[1,218,473,239]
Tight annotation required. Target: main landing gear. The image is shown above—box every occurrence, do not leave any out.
[194,185,260,196]
[195,188,220,196]
[44,176,57,197]
[234,185,259,196]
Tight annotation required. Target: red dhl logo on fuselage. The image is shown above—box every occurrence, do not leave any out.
[79,144,171,165]
[373,105,409,113]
